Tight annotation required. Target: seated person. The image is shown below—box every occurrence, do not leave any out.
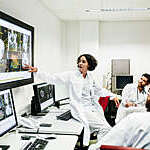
[115,73,150,124]
[88,94,150,150]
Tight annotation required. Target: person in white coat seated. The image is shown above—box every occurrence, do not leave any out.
[24,54,119,146]
[115,73,150,124]
[88,94,150,150]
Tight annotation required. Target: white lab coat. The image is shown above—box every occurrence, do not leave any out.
[88,112,150,150]
[115,83,147,124]
[36,69,115,146]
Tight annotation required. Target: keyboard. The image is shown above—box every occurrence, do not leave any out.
[0,145,10,150]
[56,110,72,121]
[23,138,48,150]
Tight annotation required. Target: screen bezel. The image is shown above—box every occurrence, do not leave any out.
[0,11,34,90]
[0,89,18,137]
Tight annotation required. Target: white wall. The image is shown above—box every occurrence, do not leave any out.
[63,21,80,70]
[0,0,68,114]
[99,21,150,82]
[79,21,101,83]
[79,21,99,55]
[65,20,150,86]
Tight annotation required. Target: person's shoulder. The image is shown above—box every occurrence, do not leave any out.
[124,83,136,89]
[87,71,94,78]
[126,83,134,86]
[60,70,75,76]
[127,112,150,126]
[62,70,79,77]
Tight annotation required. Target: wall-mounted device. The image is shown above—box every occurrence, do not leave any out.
[111,59,130,76]
[31,83,55,116]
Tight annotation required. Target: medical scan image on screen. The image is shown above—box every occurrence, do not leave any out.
[0,89,17,136]
[33,83,55,112]
[0,16,32,85]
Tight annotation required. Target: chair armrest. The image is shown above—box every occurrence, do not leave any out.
[100,145,145,150]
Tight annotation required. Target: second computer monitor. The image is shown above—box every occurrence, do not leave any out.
[31,83,55,115]
[115,75,133,90]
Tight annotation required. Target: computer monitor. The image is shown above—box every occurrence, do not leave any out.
[115,75,133,90]
[0,10,34,90]
[31,83,55,115]
[0,89,17,136]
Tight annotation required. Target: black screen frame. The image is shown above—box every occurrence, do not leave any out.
[32,83,55,113]
[0,89,18,137]
[0,11,34,90]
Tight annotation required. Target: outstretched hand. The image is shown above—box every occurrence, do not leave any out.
[23,64,38,72]
[125,101,137,107]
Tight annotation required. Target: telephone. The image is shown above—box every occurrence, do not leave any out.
[18,116,39,129]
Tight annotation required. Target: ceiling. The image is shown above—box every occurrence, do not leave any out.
[40,0,150,21]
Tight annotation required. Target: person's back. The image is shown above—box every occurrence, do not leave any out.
[89,112,150,150]
[89,91,150,150]
[102,112,150,148]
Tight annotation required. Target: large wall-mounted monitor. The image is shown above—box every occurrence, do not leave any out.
[0,11,34,90]
[31,83,55,115]
[0,89,17,136]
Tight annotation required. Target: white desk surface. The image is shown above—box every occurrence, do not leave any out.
[28,106,83,136]
[0,105,83,150]
[39,119,82,135]
[0,132,78,150]
[17,118,83,136]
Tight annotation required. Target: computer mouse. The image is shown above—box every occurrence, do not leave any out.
[21,135,35,140]
[39,123,52,127]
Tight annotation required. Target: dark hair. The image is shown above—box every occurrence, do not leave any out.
[77,54,98,71]
[146,99,150,112]
[142,73,150,84]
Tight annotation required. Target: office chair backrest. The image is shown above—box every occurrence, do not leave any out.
[100,145,145,150]
[98,96,110,111]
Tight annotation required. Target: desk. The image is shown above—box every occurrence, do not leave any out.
[17,119,83,136]
[0,132,78,150]
[0,105,83,150]
[28,106,83,136]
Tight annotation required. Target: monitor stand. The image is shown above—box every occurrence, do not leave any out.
[42,109,49,113]
[36,112,47,116]
[36,109,49,116]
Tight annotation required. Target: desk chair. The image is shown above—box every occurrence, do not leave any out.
[98,96,110,112]
[99,96,118,127]
[100,145,145,150]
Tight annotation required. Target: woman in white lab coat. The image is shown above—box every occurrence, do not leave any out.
[25,54,119,146]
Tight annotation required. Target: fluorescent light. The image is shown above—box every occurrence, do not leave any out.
[85,8,150,12]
